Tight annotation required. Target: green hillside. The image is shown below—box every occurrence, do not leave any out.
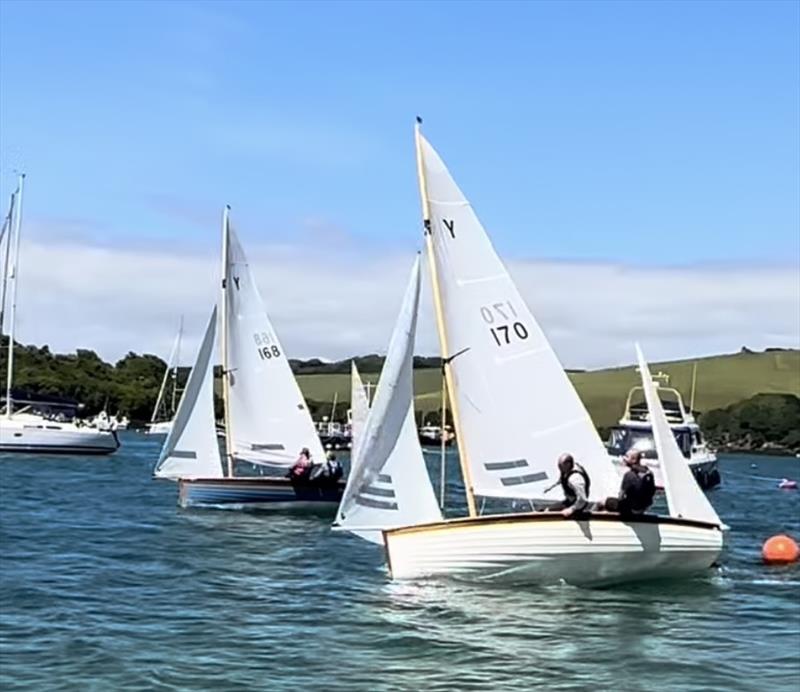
[298,349,800,428]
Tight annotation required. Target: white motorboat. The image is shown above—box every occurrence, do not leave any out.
[337,122,725,587]
[0,176,118,456]
[606,379,720,490]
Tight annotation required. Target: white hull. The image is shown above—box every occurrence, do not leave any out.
[146,420,173,436]
[0,414,119,455]
[384,512,723,587]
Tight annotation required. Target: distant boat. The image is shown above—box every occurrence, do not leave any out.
[350,122,724,586]
[0,176,118,455]
[145,318,184,437]
[606,377,721,490]
[153,208,343,510]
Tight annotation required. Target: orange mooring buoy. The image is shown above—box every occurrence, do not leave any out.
[762,535,800,564]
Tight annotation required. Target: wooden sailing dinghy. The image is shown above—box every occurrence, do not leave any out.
[344,123,725,586]
[153,208,343,510]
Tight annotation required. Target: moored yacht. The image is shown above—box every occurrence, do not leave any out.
[606,379,720,490]
[0,175,117,456]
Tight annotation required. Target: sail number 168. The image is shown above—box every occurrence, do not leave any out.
[479,301,529,347]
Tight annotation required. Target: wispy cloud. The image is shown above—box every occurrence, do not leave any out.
[11,218,799,370]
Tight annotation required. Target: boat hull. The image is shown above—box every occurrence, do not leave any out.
[0,418,119,455]
[177,477,345,512]
[383,512,724,587]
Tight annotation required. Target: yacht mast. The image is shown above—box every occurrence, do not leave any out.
[414,120,477,518]
[220,206,234,476]
[4,174,24,419]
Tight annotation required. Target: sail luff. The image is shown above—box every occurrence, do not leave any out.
[635,344,722,525]
[5,174,24,419]
[415,120,477,517]
[0,190,16,340]
[220,206,234,475]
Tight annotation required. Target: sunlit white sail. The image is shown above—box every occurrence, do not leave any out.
[223,221,325,469]
[155,308,223,479]
[418,134,619,502]
[635,344,722,525]
[336,257,441,543]
[150,318,183,425]
[350,361,369,458]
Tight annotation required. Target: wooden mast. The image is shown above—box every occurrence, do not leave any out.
[414,119,477,518]
[220,205,234,476]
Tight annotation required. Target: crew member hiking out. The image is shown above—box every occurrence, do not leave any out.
[287,447,313,482]
[551,453,591,517]
[597,450,656,515]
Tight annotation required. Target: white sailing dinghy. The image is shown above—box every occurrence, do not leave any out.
[156,208,343,510]
[0,175,118,455]
[379,124,724,586]
[146,318,184,436]
[335,256,442,543]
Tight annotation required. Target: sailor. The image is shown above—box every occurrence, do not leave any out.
[287,447,313,481]
[598,450,655,515]
[554,453,591,517]
[325,451,343,480]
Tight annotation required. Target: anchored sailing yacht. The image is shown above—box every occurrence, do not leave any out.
[606,378,720,490]
[145,318,184,436]
[0,176,118,455]
[337,123,725,586]
[153,208,344,509]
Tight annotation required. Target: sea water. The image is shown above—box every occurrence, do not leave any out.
[1,434,798,690]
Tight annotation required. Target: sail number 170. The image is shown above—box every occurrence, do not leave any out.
[479,301,529,347]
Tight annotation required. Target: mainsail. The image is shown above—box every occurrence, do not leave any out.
[336,256,442,543]
[155,308,223,479]
[635,344,722,525]
[350,361,369,459]
[150,318,183,424]
[222,218,325,469]
[417,131,619,502]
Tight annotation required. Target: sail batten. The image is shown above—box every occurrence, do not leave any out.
[155,308,223,479]
[336,257,441,543]
[418,132,620,502]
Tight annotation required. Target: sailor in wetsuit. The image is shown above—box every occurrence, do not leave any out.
[552,453,591,517]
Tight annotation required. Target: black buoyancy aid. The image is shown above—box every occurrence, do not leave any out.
[560,463,591,503]
[623,465,656,510]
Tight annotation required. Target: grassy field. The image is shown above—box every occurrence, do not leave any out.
[298,349,800,428]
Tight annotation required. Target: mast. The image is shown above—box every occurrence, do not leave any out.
[0,190,16,338]
[415,119,477,517]
[689,362,698,413]
[170,315,184,415]
[220,205,234,476]
[4,174,24,419]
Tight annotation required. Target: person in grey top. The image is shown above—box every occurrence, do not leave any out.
[554,453,591,517]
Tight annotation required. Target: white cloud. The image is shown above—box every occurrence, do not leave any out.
[10,230,799,370]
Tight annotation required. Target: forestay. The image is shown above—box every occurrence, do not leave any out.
[155,308,223,479]
[635,344,722,525]
[336,257,441,543]
[350,361,369,459]
[223,221,324,469]
[418,133,619,502]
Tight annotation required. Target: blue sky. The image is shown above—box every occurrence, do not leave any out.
[1,0,797,264]
[0,1,797,366]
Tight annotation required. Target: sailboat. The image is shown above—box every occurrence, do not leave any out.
[154,208,344,510]
[145,318,184,436]
[335,256,442,543]
[370,124,723,586]
[349,361,369,457]
[0,175,118,455]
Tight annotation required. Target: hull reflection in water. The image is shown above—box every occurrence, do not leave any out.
[384,513,724,587]
[178,476,344,512]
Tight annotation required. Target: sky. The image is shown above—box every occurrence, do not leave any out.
[0,0,798,369]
